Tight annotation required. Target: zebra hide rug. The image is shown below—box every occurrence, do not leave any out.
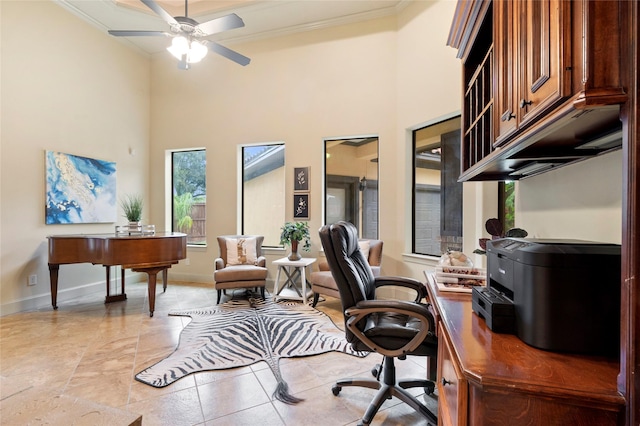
[135,296,367,404]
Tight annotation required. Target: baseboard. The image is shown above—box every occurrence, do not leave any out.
[1,275,280,316]
[1,282,101,316]
[167,272,214,284]
[0,273,146,317]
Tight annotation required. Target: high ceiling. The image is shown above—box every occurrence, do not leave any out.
[57,0,407,56]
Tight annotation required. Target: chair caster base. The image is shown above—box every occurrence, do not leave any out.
[330,357,438,425]
[425,382,435,395]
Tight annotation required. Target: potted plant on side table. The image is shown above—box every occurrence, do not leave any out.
[280,221,311,261]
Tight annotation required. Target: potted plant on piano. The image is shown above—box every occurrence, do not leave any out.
[280,221,311,261]
[120,193,143,233]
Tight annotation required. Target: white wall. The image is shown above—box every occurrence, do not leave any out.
[0,0,150,314]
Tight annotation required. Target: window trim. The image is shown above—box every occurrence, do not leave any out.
[166,147,207,247]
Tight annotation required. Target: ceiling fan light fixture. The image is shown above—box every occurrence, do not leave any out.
[167,36,189,60]
[109,0,249,67]
[188,40,208,63]
[166,37,207,65]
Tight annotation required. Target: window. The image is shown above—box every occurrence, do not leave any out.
[241,143,285,246]
[324,137,378,239]
[499,181,515,231]
[172,149,206,245]
[412,116,462,256]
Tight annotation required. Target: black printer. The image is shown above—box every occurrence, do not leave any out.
[472,238,621,355]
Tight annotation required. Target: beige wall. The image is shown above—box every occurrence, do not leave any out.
[148,12,401,281]
[326,142,378,179]
[1,0,150,313]
[0,0,624,314]
[243,166,285,246]
[415,168,440,186]
[518,150,622,243]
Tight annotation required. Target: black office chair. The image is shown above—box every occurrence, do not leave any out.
[319,221,438,426]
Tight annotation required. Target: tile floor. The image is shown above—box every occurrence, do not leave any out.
[0,281,437,425]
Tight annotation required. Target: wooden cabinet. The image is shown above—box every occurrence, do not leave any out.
[494,0,571,145]
[458,2,493,172]
[448,1,639,422]
[449,0,626,181]
[463,46,493,170]
[519,0,571,127]
[493,0,517,142]
[437,323,467,426]
[425,273,625,425]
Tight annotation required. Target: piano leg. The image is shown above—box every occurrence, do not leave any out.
[163,268,168,292]
[48,263,59,310]
[133,266,168,317]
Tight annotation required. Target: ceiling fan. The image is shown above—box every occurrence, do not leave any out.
[108,0,250,69]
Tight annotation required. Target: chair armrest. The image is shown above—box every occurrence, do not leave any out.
[345,299,436,357]
[374,276,427,302]
[318,261,330,271]
[214,258,224,271]
[256,256,266,267]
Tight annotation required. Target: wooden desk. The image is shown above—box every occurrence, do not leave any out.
[424,271,624,425]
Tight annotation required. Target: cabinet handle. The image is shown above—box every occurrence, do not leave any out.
[501,113,516,122]
[520,99,533,108]
[441,377,452,386]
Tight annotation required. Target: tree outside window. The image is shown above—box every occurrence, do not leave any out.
[499,181,515,231]
[172,150,206,245]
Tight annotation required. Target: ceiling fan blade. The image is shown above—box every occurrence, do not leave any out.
[141,0,179,26]
[196,13,245,36]
[108,30,171,37]
[207,41,251,66]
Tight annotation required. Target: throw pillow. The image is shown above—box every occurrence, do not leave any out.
[226,237,258,265]
[358,240,371,261]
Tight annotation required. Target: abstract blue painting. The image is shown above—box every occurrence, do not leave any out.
[45,151,117,224]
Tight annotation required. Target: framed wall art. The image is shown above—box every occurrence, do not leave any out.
[45,150,117,224]
[293,193,309,219]
[294,167,309,191]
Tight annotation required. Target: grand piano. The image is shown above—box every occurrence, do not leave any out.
[48,232,187,317]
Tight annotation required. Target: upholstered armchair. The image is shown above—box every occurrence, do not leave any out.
[213,235,267,303]
[310,239,383,307]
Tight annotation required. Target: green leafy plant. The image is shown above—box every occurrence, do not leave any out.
[474,218,528,255]
[279,221,311,251]
[174,193,194,233]
[120,193,143,222]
